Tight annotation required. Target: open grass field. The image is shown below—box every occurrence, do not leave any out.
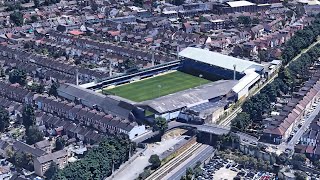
[103,71,211,102]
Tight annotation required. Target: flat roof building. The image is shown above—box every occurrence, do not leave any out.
[221,0,258,13]
[225,1,256,7]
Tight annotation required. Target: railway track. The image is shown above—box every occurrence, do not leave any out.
[146,143,203,180]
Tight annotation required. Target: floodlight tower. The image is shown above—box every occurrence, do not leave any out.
[233,64,236,80]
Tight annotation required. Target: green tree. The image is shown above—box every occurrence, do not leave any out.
[9,69,26,85]
[90,1,98,11]
[286,10,294,19]
[9,11,24,26]
[53,134,133,179]
[181,175,187,180]
[186,167,194,179]
[74,58,81,65]
[22,105,36,129]
[291,153,306,168]
[237,16,251,27]
[172,0,184,6]
[282,0,288,6]
[44,162,58,179]
[0,107,9,132]
[49,81,59,97]
[34,0,40,7]
[30,15,38,23]
[294,170,307,180]
[138,168,151,179]
[231,112,251,131]
[12,151,34,171]
[0,66,5,77]
[55,137,66,150]
[28,83,44,93]
[154,117,168,133]
[252,17,260,25]
[258,49,268,62]
[294,5,305,18]
[6,4,22,11]
[26,126,44,145]
[313,160,320,169]
[292,153,306,162]
[242,93,270,121]
[279,68,294,88]
[276,153,289,165]
[281,46,295,64]
[199,16,208,22]
[133,0,143,7]
[122,59,138,73]
[148,154,161,169]
[261,83,278,102]
[12,151,25,170]
[23,41,32,49]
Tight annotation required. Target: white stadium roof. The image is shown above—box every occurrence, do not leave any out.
[179,47,263,73]
[226,1,256,7]
[232,71,260,93]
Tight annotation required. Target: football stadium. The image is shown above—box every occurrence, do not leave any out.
[103,71,212,102]
[84,47,265,123]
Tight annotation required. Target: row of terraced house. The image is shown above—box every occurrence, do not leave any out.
[262,71,320,144]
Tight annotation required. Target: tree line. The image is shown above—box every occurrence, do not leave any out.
[231,13,320,132]
[52,134,135,180]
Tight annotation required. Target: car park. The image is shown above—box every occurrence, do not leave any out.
[196,155,276,180]
[230,167,238,171]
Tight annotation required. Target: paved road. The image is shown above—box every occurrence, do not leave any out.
[166,145,214,180]
[288,102,320,146]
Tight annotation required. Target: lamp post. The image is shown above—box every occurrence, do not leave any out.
[199,74,203,86]
[158,84,162,98]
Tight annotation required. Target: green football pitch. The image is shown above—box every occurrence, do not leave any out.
[103,71,211,102]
